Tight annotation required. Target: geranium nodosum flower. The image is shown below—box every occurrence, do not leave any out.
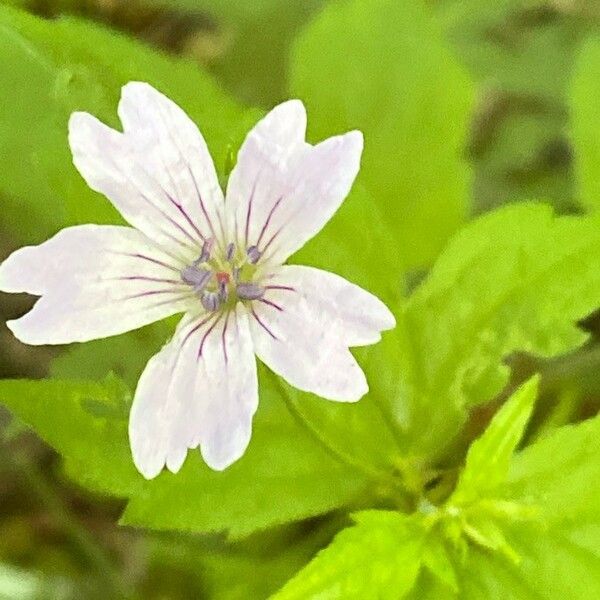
[0,83,395,478]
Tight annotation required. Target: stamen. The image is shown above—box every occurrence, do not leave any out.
[201,291,222,312]
[181,265,211,290]
[226,242,235,261]
[236,282,265,300]
[246,245,261,264]
[196,238,215,264]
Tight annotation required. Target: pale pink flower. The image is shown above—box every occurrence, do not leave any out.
[0,83,395,478]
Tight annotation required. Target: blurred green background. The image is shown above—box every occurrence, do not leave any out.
[0,0,599,598]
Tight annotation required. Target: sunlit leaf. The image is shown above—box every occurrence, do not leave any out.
[291,0,474,271]
[398,204,600,456]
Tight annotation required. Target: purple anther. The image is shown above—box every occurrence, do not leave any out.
[197,238,215,264]
[246,245,261,264]
[236,282,265,300]
[232,266,240,283]
[226,242,235,262]
[201,291,221,312]
[181,265,211,290]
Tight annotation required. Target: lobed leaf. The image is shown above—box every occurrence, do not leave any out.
[398,203,600,456]
[277,411,600,598]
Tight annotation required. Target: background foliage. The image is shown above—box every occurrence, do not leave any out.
[0,0,599,598]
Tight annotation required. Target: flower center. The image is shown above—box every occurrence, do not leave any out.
[180,239,265,312]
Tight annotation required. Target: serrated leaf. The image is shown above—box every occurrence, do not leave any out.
[455,415,600,598]
[0,372,368,538]
[451,377,538,504]
[273,511,427,600]
[399,203,600,456]
[412,414,600,599]
[290,0,474,272]
[505,413,600,526]
[454,522,600,600]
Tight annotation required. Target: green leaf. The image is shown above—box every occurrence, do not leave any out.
[0,372,368,538]
[450,517,600,599]
[284,414,600,599]
[193,520,343,600]
[0,378,139,497]
[436,0,585,99]
[453,415,600,598]
[0,5,257,243]
[571,36,600,212]
[145,0,327,107]
[421,534,458,592]
[451,377,538,505]
[505,413,600,527]
[121,371,368,538]
[290,0,474,271]
[399,203,600,457]
[50,322,171,390]
[273,511,427,600]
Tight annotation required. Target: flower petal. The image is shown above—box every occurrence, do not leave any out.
[226,101,363,264]
[69,82,225,253]
[262,265,395,346]
[248,292,368,402]
[129,305,258,478]
[0,225,193,345]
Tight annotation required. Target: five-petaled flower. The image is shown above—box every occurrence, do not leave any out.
[0,83,395,478]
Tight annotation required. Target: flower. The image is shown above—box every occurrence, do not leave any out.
[0,82,395,478]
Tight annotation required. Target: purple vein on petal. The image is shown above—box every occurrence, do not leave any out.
[141,162,206,244]
[260,222,284,258]
[153,99,224,244]
[264,285,296,292]
[114,252,181,273]
[106,292,194,313]
[149,141,208,244]
[259,298,283,312]
[120,288,191,301]
[106,151,199,252]
[139,190,199,248]
[110,275,183,285]
[244,175,261,248]
[251,307,277,340]
[179,312,218,350]
[255,196,283,249]
[197,313,223,360]
[221,310,231,364]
